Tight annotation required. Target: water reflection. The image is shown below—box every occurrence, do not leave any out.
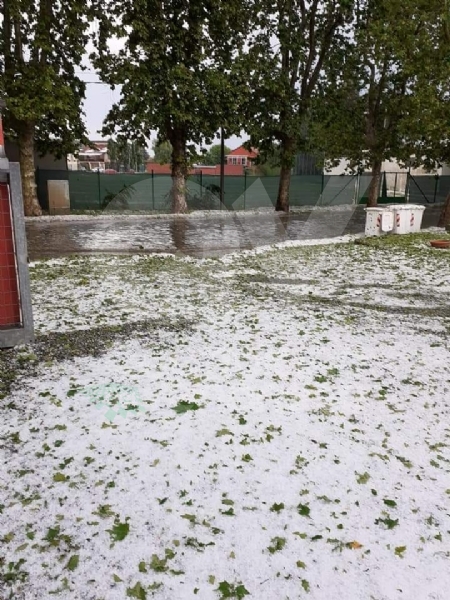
[25,206,439,261]
[169,218,188,255]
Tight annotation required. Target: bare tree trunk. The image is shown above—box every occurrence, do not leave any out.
[438,191,450,228]
[18,121,42,216]
[367,159,382,207]
[170,133,188,214]
[275,138,294,212]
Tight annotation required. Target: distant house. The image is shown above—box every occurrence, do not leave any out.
[67,154,79,171]
[225,146,258,168]
[77,141,109,171]
[145,145,261,176]
[145,162,247,176]
[191,164,246,176]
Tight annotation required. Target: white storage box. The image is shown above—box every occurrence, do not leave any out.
[387,204,425,234]
[365,207,394,236]
[409,204,426,233]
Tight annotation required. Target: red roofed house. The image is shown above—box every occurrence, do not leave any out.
[225,146,258,168]
[146,145,259,175]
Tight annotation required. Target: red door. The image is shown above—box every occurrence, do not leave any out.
[0,182,21,326]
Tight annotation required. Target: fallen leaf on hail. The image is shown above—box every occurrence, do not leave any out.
[347,541,363,549]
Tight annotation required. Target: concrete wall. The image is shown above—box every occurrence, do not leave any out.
[325,157,442,177]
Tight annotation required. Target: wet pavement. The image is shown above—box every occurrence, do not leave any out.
[26,206,441,260]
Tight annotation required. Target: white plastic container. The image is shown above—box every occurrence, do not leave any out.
[365,207,394,236]
[387,204,425,234]
[409,204,426,233]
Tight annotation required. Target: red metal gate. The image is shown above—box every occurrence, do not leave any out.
[0,181,21,326]
[0,111,22,328]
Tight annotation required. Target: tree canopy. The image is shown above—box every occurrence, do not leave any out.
[239,0,352,211]
[310,0,450,205]
[1,0,93,214]
[108,139,148,171]
[201,144,232,166]
[152,140,173,164]
[93,0,249,212]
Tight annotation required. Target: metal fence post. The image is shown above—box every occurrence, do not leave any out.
[354,174,360,205]
[151,170,155,210]
[97,169,101,208]
[393,172,397,198]
[381,171,386,200]
[244,169,247,209]
[406,170,410,203]
[200,170,203,199]
[434,174,439,203]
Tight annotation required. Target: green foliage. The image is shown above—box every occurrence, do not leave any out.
[216,581,250,599]
[149,549,175,572]
[107,519,130,541]
[152,141,173,164]
[239,0,351,208]
[0,0,92,156]
[93,0,249,210]
[267,536,286,553]
[255,149,282,176]
[375,516,399,529]
[127,582,147,599]
[172,401,202,414]
[201,144,231,166]
[301,579,310,592]
[66,555,79,572]
[383,499,397,508]
[297,503,311,517]
[310,0,450,176]
[356,471,371,484]
[108,139,148,172]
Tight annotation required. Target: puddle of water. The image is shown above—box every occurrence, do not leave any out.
[26,207,440,260]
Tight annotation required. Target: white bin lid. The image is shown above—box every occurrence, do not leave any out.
[386,204,425,210]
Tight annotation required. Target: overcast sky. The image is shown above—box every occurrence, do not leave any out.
[81,71,245,153]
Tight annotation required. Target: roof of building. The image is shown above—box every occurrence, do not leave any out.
[226,145,258,159]
[79,141,108,155]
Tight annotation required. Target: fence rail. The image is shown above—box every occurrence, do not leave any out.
[35,169,450,213]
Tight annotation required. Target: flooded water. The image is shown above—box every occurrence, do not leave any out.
[26,206,441,260]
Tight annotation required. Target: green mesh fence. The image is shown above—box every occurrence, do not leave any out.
[42,170,450,212]
[408,175,450,205]
[67,172,334,211]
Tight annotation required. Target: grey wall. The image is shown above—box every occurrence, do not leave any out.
[5,140,68,170]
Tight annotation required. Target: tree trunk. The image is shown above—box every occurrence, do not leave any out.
[18,121,42,216]
[367,160,382,207]
[170,133,188,214]
[276,165,291,212]
[275,138,294,212]
[438,191,450,228]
